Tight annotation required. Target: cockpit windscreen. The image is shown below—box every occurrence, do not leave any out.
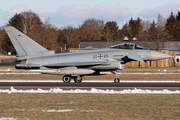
[110,43,134,49]
[109,43,149,50]
[134,44,148,50]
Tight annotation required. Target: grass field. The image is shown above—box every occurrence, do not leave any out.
[1,94,180,120]
[1,66,180,119]
[1,74,180,81]
[2,65,180,72]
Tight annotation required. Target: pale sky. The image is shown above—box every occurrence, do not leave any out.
[0,0,180,28]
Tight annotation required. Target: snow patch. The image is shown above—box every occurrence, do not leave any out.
[80,110,95,112]
[42,109,74,112]
[1,87,180,94]
[0,117,29,120]
[41,109,101,113]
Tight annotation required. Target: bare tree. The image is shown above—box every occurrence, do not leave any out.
[17,10,43,45]
[41,17,59,52]
[156,14,170,49]
[0,27,5,54]
[140,19,151,47]
[61,25,79,49]
[0,27,16,55]
[20,11,42,34]
[6,11,43,54]
[79,18,104,40]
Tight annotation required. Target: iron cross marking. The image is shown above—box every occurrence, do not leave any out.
[98,54,103,59]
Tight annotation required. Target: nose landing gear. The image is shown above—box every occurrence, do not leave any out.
[114,78,120,83]
[112,71,120,83]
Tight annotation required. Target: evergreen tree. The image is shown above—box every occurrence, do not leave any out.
[8,13,22,31]
[176,11,180,21]
[175,11,180,39]
[166,12,177,40]
[135,17,142,39]
[149,20,157,40]
[121,18,142,40]
[128,18,136,38]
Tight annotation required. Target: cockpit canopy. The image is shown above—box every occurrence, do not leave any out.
[109,43,149,50]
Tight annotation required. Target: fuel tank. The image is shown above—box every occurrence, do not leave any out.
[39,68,95,75]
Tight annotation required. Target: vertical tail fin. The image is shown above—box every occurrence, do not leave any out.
[4,26,48,57]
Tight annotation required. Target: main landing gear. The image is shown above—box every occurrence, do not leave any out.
[62,75,82,83]
[62,72,120,83]
[112,71,120,83]
[62,75,71,83]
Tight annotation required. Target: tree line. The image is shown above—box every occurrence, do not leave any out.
[0,10,180,55]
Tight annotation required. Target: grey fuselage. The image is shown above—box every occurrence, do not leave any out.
[18,47,151,71]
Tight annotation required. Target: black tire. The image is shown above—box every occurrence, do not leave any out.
[74,77,82,83]
[62,76,71,83]
[114,78,120,83]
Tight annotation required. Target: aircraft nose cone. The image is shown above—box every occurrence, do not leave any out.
[150,51,172,61]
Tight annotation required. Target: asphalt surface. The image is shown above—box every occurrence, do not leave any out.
[0,82,180,90]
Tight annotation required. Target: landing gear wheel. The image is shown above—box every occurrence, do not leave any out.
[74,77,82,83]
[114,78,120,83]
[62,76,71,83]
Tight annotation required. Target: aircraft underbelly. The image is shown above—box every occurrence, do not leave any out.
[92,61,124,70]
[26,49,126,71]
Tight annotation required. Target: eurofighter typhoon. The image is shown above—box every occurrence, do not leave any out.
[4,26,172,83]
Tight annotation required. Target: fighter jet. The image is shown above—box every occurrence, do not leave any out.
[4,26,172,83]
